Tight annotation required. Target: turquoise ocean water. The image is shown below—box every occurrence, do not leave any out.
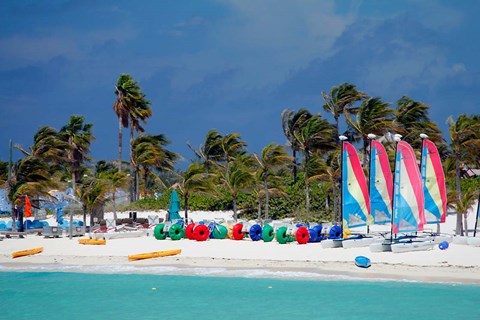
[1,270,479,320]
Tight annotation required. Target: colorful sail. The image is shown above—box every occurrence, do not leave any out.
[421,139,447,224]
[342,142,372,235]
[24,195,32,217]
[369,140,393,224]
[392,141,425,233]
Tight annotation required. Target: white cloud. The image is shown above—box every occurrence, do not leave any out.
[171,1,355,94]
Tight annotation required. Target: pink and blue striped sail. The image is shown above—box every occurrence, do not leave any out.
[421,139,447,224]
[392,141,426,234]
[369,140,393,224]
[342,142,372,235]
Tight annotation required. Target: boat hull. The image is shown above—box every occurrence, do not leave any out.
[452,236,469,245]
[467,237,480,246]
[90,230,147,240]
[342,236,383,249]
[321,239,343,248]
[128,249,181,261]
[78,238,106,245]
[12,247,43,258]
[355,256,371,268]
[391,240,434,253]
[369,242,392,252]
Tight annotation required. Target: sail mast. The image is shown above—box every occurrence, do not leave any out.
[474,193,480,237]
[339,135,348,235]
[390,134,402,241]
[366,133,376,234]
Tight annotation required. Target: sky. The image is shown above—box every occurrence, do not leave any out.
[0,0,479,169]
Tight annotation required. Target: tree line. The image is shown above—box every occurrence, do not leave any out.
[1,75,479,235]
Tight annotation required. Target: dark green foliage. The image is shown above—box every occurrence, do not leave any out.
[126,178,332,223]
[460,177,480,194]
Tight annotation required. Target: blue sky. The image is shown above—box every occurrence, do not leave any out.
[1,0,478,169]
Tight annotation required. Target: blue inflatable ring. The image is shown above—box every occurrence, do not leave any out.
[249,224,262,241]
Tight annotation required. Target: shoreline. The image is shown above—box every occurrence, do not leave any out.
[2,209,480,286]
[2,235,480,285]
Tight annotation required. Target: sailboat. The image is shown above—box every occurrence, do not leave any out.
[421,138,447,226]
[420,136,452,244]
[370,138,433,252]
[322,137,380,248]
[390,141,436,253]
[369,139,393,226]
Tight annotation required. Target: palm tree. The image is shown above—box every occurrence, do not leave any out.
[113,74,135,172]
[448,188,479,237]
[176,163,215,223]
[131,134,179,200]
[281,108,312,183]
[294,114,336,212]
[79,176,112,226]
[394,96,444,150]
[448,114,480,235]
[218,155,254,221]
[253,143,292,219]
[217,133,247,168]
[15,126,69,166]
[113,74,152,172]
[347,97,395,167]
[322,83,367,141]
[8,156,57,230]
[95,161,129,222]
[187,129,223,171]
[128,99,152,181]
[59,115,95,226]
[308,150,340,220]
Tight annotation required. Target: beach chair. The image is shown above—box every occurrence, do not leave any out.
[148,215,160,226]
[43,226,63,238]
[106,218,116,229]
[66,226,86,237]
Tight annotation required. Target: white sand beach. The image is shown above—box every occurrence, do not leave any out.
[1,206,480,284]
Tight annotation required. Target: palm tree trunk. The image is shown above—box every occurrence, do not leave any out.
[264,175,269,220]
[82,205,87,229]
[335,117,340,143]
[292,149,297,184]
[11,203,16,232]
[257,196,262,220]
[135,170,139,202]
[129,126,135,202]
[455,155,463,235]
[89,209,94,227]
[184,194,189,224]
[144,170,148,198]
[464,211,469,237]
[233,198,237,221]
[363,138,368,169]
[118,117,123,172]
[69,171,76,239]
[112,192,117,221]
[304,154,310,212]
[333,177,340,223]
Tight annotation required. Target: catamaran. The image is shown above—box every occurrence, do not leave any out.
[369,139,393,226]
[322,136,382,248]
[370,137,436,253]
[420,136,452,244]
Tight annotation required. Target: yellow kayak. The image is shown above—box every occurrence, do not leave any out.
[128,249,181,261]
[12,247,43,259]
[78,238,106,245]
